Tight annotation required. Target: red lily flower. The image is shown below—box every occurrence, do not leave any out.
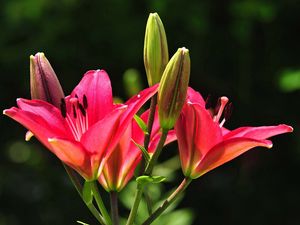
[175,88,293,179]
[4,70,158,180]
[98,108,176,192]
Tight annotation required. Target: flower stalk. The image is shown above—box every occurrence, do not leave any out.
[141,177,192,225]
[110,192,120,225]
[90,181,112,225]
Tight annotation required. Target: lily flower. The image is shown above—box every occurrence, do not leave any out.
[4,70,158,180]
[175,88,293,179]
[99,108,176,192]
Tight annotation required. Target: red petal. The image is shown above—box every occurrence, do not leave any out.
[186,87,206,106]
[71,70,114,125]
[118,84,158,141]
[4,106,69,151]
[175,103,222,170]
[80,106,125,158]
[148,130,177,153]
[16,98,69,133]
[48,138,92,179]
[223,124,293,140]
[193,137,273,179]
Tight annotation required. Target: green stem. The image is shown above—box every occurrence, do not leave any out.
[110,191,120,225]
[144,94,157,149]
[125,184,144,225]
[144,129,168,175]
[140,95,158,175]
[144,187,153,215]
[125,130,169,225]
[86,203,107,225]
[62,164,106,225]
[91,181,112,225]
[141,177,192,225]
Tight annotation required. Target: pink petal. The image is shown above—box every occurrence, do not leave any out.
[71,70,114,125]
[223,124,293,140]
[186,87,206,106]
[3,106,69,151]
[81,106,126,155]
[16,98,69,133]
[48,138,92,179]
[148,130,177,153]
[118,84,158,141]
[175,103,223,176]
[193,137,273,179]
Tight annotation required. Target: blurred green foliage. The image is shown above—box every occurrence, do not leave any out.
[1,0,299,225]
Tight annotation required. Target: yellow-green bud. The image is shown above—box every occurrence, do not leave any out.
[144,12,169,86]
[158,47,190,130]
[30,52,64,107]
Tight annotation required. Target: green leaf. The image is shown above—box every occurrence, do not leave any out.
[131,139,151,163]
[136,175,166,186]
[77,221,90,225]
[134,114,149,135]
[82,181,93,205]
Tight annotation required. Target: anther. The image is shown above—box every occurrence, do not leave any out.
[78,103,86,117]
[60,98,66,118]
[83,95,88,109]
[72,105,77,118]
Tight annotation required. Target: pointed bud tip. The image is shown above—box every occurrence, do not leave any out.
[180,47,189,53]
[3,109,8,115]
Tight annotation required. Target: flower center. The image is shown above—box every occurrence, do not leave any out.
[60,94,89,141]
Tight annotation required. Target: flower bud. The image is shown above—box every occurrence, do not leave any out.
[144,12,169,86]
[30,52,64,107]
[158,47,190,130]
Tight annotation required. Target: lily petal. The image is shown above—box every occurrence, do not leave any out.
[16,98,69,134]
[148,130,177,153]
[71,70,114,125]
[81,106,126,155]
[223,124,293,140]
[48,138,91,179]
[3,107,68,150]
[118,84,158,141]
[193,137,273,179]
[186,87,206,106]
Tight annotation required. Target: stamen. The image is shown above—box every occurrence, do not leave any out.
[83,95,88,109]
[78,103,86,117]
[72,105,77,118]
[213,96,229,122]
[60,98,66,118]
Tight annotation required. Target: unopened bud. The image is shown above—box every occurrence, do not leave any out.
[144,12,169,86]
[158,47,190,130]
[30,52,64,107]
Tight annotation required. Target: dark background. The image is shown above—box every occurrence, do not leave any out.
[0,0,299,225]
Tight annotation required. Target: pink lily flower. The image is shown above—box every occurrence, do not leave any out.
[175,88,293,179]
[99,108,176,192]
[3,70,158,180]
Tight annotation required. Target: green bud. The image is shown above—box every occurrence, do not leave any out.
[144,12,169,86]
[158,47,190,130]
[30,52,65,107]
